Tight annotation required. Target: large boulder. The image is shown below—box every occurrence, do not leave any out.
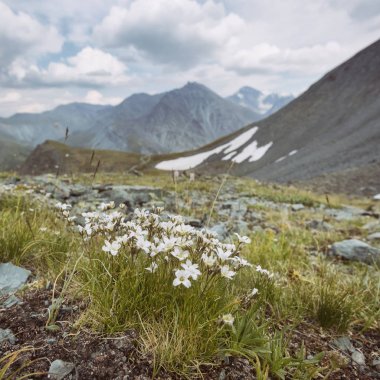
[0,263,31,295]
[330,239,380,264]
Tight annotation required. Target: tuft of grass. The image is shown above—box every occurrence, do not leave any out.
[0,194,75,277]
[312,278,354,332]
[0,347,46,379]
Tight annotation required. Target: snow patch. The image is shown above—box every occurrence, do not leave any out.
[237,92,244,99]
[257,94,272,114]
[374,194,380,200]
[224,127,258,154]
[231,140,273,163]
[275,156,286,163]
[222,151,237,161]
[155,126,269,171]
[275,149,298,164]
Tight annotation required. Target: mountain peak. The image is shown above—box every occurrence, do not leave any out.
[238,86,263,97]
[227,87,294,116]
[181,81,210,92]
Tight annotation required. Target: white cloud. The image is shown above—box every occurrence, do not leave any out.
[0,2,63,66]
[222,41,348,76]
[0,91,21,103]
[0,0,379,115]
[93,0,246,67]
[84,90,122,105]
[7,47,129,87]
[17,102,47,114]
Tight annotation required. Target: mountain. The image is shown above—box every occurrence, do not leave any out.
[227,87,294,116]
[154,39,380,195]
[0,132,31,171]
[66,82,260,154]
[0,83,259,155]
[0,103,111,146]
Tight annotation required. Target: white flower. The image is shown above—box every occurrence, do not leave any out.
[160,236,178,251]
[175,224,195,235]
[117,235,130,244]
[171,247,189,261]
[145,262,158,273]
[201,253,217,267]
[234,233,251,244]
[181,260,201,280]
[255,265,274,278]
[136,237,151,253]
[84,224,93,236]
[216,247,233,261]
[250,288,259,297]
[102,240,121,256]
[230,256,252,268]
[173,270,191,288]
[221,313,235,326]
[55,202,71,211]
[223,243,236,252]
[40,227,48,232]
[220,265,236,280]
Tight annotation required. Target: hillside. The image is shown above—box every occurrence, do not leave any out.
[0,133,31,171]
[19,140,143,176]
[66,82,259,153]
[0,103,110,146]
[154,39,380,195]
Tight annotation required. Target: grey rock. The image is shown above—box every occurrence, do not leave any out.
[186,219,203,228]
[307,220,333,231]
[330,239,380,264]
[0,328,16,345]
[69,184,87,197]
[102,186,166,209]
[1,294,21,308]
[367,232,380,241]
[48,359,75,380]
[210,223,229,240]
[362,221,380,230]
[332,336,355,353]
[326,206,365,221]
[372,358,380,371]
[234,220,250,235]
[291,203,305,211]
[351,350,366,366]
[0,263,31,295]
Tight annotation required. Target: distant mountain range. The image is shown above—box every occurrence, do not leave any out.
[153,39,380,194]
[0,82,291,156]
[226,87,294,116]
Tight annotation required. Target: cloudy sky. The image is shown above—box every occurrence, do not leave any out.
[0,0,379,117]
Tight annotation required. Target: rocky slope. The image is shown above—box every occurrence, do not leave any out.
[154,39,380,195]
[66,82,259,153]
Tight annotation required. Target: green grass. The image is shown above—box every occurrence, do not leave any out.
[0,174,379,379]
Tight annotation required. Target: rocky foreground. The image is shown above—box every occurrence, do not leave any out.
[0,173,379,379]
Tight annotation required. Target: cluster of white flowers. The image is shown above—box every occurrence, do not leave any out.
[55,202,274,290]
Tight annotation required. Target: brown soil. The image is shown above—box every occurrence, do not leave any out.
[1,289,379,379]
[0,289,256,379]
